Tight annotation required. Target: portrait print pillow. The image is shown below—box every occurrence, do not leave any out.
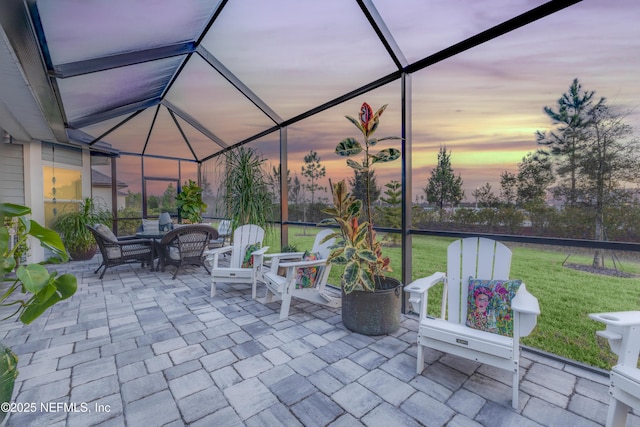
[466,278,522,337]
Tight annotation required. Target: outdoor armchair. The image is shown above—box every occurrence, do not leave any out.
[157,224,218,279]
[590,311,640,427]
[205,224,267,297]
[87,224,154,279]
[259,229,340,320]
[405,237,540,409]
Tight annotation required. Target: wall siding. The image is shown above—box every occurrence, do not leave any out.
[0,142,24,204]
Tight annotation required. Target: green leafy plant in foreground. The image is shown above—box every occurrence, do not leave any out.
[1,203,77,324]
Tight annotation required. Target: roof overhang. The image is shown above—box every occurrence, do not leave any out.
[0,0,66,143]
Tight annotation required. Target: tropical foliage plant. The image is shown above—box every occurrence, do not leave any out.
[320,102,400,293]
[1,203,78,324]
[52,197,111,260]
[218,146,273,232]
[176,179,207,224]
[1,203,78,422]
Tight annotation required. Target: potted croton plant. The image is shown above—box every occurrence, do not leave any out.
[319,102,402,335]
[0,203,78,423]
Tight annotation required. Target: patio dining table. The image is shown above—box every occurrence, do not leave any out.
[134,230,169,270]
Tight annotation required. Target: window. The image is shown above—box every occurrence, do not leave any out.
[43,166,82,228]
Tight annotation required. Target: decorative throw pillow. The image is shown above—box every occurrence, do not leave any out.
[93,224,121,258]
[466,278,522,337]
[241,243,262,268]
[295,251,321,289]
[94,223,117,241]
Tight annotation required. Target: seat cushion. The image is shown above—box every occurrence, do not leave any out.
[295,251,321,289]
[105,247,122,259]
[466,278,522,337]
[168,245,180,260]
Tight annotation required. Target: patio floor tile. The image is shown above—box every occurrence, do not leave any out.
[2,258,639,426]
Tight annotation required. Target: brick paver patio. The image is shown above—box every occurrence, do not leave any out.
[1,258,638,426]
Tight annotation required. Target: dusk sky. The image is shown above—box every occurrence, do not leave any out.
[56,0,640,201]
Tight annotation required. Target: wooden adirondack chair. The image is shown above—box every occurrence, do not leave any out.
[259,229,340,320]
[404,237,540,409]
[205,224,268,297]
[589,311,640,427]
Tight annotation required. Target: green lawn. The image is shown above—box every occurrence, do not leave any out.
[264,226,640,370]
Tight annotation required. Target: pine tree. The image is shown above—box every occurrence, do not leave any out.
[301,151,326,204]
[536,79,640,268]
[536,78,603,206]
[515,151,553,208]
[473,183,499,208]
[376,180,402,245]
[425,146,464,212]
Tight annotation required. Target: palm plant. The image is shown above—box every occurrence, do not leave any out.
[218,146,273,233]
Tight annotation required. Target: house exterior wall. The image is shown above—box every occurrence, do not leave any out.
[0,141,24,205]
[4,140,95,263]
[23,140,45,263]
[92,186,125,212]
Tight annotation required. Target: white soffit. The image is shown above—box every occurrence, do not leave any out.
[0,24,55,142]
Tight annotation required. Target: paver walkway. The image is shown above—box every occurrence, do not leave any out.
[1,258,638,426]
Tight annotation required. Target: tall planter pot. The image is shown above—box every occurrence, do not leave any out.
[341,276,402,336]
[0,343,18,424]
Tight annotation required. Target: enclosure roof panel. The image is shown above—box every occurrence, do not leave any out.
[0,0,583,157]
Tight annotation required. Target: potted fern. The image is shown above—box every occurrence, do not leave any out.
[1,203,78,422]
[319,102,402,335]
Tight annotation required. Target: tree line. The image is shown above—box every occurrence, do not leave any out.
[116,79,640,266]
[419,79,640,267]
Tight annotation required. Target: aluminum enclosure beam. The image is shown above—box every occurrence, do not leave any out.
[51,42,196,78]
[197,45,283,125]
[70,97,162,129]
[2,0,67,142]
[161,99,228,150]
[357,0,408,69]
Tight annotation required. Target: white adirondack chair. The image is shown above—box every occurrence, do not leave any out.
[404,237,540,409]
[589,311,640,427]
[205,224,268,297]
[258,229,340,320]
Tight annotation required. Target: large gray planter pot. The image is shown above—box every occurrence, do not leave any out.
[341,276,402,336]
